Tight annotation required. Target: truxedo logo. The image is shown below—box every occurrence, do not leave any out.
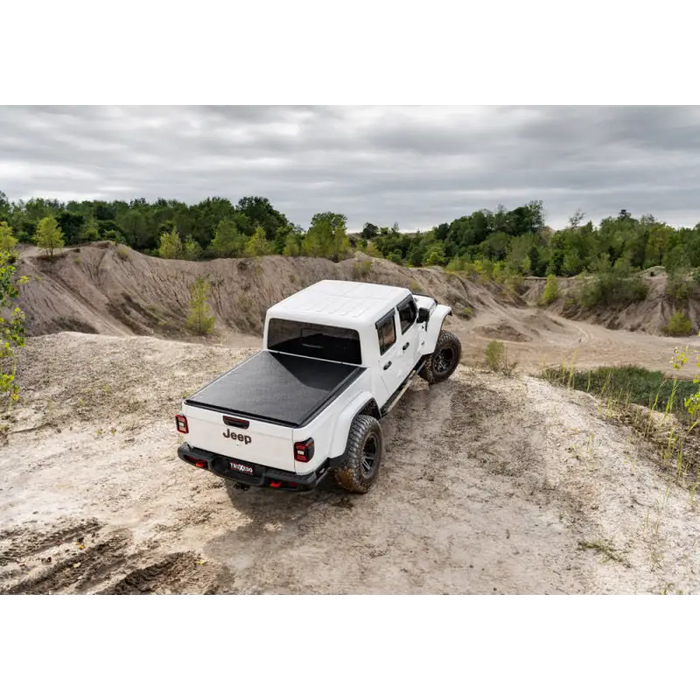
[223,427,252,445]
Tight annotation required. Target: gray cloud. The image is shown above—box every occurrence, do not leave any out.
[1,105,700,230]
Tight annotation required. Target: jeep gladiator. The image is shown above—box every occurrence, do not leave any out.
[176,280,461,493]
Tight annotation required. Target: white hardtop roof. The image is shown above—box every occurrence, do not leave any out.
[268,280,412,326]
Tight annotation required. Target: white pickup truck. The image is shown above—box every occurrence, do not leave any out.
[176,280,461,493]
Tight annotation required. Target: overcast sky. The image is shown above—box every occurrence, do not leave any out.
[1,105,700,231]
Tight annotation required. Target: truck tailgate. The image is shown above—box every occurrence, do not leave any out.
[184,404,294,472]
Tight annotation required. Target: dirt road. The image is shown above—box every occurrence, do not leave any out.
[2,332,699,594]
[454,305,700,378]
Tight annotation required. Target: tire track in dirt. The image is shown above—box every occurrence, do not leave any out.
[0,518,232,595]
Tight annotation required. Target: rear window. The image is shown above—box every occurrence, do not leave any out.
[267,318,362,365]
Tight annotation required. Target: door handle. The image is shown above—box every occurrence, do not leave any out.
[383,361,392,370]
[403,342,410,351]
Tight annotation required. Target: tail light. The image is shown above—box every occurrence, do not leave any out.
[294,438,315,462]
[175,414,188,434]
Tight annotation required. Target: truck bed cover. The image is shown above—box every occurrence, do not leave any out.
[184,350,365,428]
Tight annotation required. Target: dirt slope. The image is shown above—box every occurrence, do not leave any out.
[16,243,518,338]
[520,271,700,336]
[15,243,698,378]
[2,333,699,594]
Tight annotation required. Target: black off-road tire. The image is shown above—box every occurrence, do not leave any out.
[334,414,384,494]
[419,329,462,384]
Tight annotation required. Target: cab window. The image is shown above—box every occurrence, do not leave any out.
[376,311,396,355]
[397,296,418,334]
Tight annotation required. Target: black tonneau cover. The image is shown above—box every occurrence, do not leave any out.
[184,351,365,428]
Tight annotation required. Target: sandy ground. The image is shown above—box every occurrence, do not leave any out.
[2,332,699,594]
[452,305,700,379]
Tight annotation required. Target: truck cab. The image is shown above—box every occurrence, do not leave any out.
[176,280,460,493]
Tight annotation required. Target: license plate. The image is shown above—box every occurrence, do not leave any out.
[230,461,254,475]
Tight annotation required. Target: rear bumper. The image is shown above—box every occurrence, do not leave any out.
[177,443,330,491]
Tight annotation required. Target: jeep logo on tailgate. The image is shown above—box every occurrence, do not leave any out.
[223,427,252,445]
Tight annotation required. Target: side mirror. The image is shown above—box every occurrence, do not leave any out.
[417,308,430,324]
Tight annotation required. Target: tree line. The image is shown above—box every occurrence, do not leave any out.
[2,191,700,278]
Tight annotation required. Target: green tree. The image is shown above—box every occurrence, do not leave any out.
[79,217,100,243]
[237,196,289,239]
[304,212,349,260]
[424,243,446,267]
[211,219,245,258]
[562,250,584,276]
[528,246,545,276]
[540,275,560,305]
[283,233,303,257]
[361,222,379,240]
[244,226,274,257]
[1,250,27,405]
[0,222,18,252]
[183,235,202,261]
[35,216,65,257]
[158,226,183,259]
[186,276,216,336]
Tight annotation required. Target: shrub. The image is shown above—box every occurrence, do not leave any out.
[352,260,372,280]
[484,340,517,375]
[244,226,274,257]
[666,273,694,303]
[238,294,252,313]
[578,272,648,309]
[539,275,560,305]
[459,306,474,319]
[424,248,445,267]
[186,277,216,336]
[183,236,202,261]
[1,249,27,405]
[0,222,18,252]
[116,245,131,260]
[445,256,466,272]
[663,311,692,337]
[159,227,183,259]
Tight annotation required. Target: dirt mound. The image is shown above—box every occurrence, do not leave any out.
[15,244,515,339]
[3,333,700,594]
[477,322,532,343]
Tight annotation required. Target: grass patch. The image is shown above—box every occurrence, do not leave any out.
[484,340,517,376]
[543,362,700,498]
[542,365,696,419]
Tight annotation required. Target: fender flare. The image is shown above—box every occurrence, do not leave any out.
[422,304,452,354]
[328,391,378,460]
